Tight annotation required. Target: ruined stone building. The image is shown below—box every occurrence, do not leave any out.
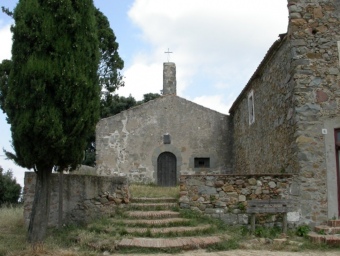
[96,0,340,224]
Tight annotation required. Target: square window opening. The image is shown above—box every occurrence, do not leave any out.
[194,158,210,168]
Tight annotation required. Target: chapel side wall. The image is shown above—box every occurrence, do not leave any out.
[23,172,129,227]
[96,96,231,183]
[230,39,299,175]
[286,1,340,223]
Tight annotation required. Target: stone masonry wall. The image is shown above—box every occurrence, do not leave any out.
[96,95,231,184]
[179,174,300,227]
[228,0,340,225]
[286,0,340,223]
[230,38,298,175]
[24,172,129,227]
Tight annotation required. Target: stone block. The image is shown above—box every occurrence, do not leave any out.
[287,211,300,222]
[238,214,249,225]
[239,195,246,202]
[235,180,245,185]
[222,184,235,192]
[206,181,215,187]
[241,188,251,195]
[268,181,276,188]
[255,187,262,195]
[198,186,217,195]
[220,213,238,225]
[248,178,257,185]
[215,201,227,207]
[215,180,224,187]
[180,203,190,209]
[179,196,189,203]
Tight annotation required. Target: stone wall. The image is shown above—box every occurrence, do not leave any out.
[179,174,300,227]
[96,95,231,183]
[228,0,340,225]
[286,0,340,224]
[229,37,298,175]
[23,172,129,227]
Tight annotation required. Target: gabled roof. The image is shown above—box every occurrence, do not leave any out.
[99,93,228,122]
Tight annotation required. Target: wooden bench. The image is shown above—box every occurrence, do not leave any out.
[247,199,292,234]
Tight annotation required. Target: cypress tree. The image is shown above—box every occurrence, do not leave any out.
[5,0,100,243]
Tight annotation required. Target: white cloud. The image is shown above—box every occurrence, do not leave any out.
[124,0,288,111]
[0,23,12,61]
[190,95,231,115]
[117,56,163,100]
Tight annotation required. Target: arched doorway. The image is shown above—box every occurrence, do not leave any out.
[157,152,177,187]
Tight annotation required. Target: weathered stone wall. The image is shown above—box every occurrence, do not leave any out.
[96,95,231,183]
[23,172,129,227]
[286,0,340,224]
[230,38,298,175]
[179,174,300,227]
[229,0,340,225]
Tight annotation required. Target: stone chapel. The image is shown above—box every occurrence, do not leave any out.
[96,62,232,186]
[95,0,340,224]
[22,0,340,227]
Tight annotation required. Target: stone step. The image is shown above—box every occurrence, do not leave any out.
[127,210,180,219]
[307,231,340,246]
[111,217,190,227]
[328,220,340,227]
[129,203,178,210]
[117,236,222,250]
[131,197,178,203]
[125,224,211,235]
[315,225,340,235]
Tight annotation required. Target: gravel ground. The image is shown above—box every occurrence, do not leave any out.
[113,249,340,256]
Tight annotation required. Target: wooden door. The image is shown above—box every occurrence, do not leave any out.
[335,129,340,216]
[157,152,177,187]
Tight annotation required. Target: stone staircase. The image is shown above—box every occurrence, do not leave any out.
[308,219,340,246]
[115,197,225,251]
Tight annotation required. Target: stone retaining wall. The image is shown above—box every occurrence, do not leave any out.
[179,174,300,227]
[24,172,129,227]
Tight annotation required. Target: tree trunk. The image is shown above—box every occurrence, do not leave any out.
[27,168,53,243]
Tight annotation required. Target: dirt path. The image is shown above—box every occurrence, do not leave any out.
[113,249,340,256]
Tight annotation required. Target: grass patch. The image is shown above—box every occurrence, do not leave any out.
[129,183,179,198]
[207,238,240,251]
[0,205,28,255]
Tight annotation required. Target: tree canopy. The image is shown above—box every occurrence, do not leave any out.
[0,4,125,170]
[5,0,100,171]
[0,0,109,243]
[0,166,21,206]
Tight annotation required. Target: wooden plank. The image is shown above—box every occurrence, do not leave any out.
[251,213,256,234]
[248,199,291,206]
[283,213,287,234]
[247,208,291,213]
[246,199,292,235]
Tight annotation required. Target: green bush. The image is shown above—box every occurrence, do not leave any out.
[296,224,310,237]
[0,166,21,206]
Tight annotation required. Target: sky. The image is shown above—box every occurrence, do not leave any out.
[0,0,289,187]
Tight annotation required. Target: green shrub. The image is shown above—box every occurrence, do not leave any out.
[296,224,311,237]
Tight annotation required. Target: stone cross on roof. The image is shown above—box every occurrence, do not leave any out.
[164,48,173,62]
